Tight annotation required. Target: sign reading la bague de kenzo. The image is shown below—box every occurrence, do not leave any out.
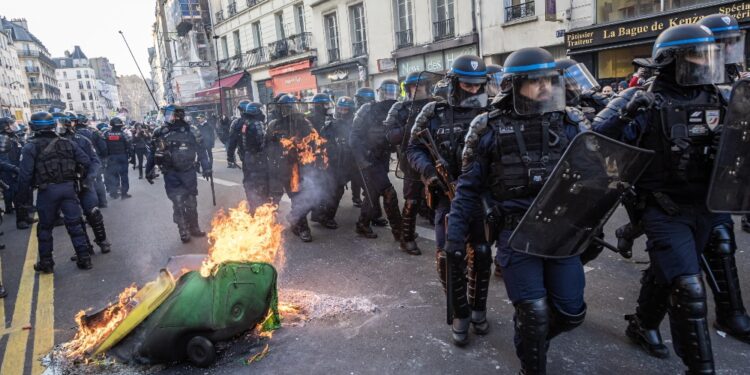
[566,1,750,50]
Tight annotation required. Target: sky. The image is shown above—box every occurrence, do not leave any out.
[2,0,155,77]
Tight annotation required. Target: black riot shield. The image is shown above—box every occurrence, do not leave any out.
[509,132,654,258]
[707,79,750,213]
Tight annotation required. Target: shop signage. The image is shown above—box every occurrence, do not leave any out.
[566,1,750,50]
[327,69,349,81]
[378,58,396,72]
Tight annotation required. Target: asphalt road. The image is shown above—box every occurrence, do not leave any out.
[0,147,749,374]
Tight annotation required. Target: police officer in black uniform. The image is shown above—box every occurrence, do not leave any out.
[131,123,151,179]
[103,117,132,199]
[0,117,36,229]
[16,112,93,272]
[445,48,589,366]
[313,96,357,229]
[594,24,727,373]
[349,87,376,208]
[75,115,108,207]
[350,79,402,241]
[307,93,333,132]
[230,101,269,213]
[384,72,440,255]
[227,100,251,168]
[408,55,494,346]
[146,105,211,243]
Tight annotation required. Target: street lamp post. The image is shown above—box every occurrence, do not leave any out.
[213,35,223,120]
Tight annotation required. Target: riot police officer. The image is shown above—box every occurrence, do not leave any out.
[16,112,93,272]
[594,24,727,373]
[265,95,320,242]
[349,87,376,208]
[408,55,493,346]
[131,123,151,179]
[103,117,132,199]
[231,101,269,213]
[485,64,503,100]
[350,79,402,241]
[384,72,440,255]
[313,96,357,229]
[0,117,36,229]
[58,113,111,256]
[306,93,333,132]
[227,100,250,168]
[146,105,211,243]
[74,115,108,207]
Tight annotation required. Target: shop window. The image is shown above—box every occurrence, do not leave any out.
[597,44,651,80]
[597,0,660,23]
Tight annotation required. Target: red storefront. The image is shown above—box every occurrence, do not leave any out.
[269,59,317,99]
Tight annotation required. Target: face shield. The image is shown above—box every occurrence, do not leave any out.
[378,83,400,101]
[719,32,746,65]
[512,70,566,116]
[335,105,353,120]
[450,78,488,109]
[563,63,600,98]
[487,71,504,97]
[675,44,726,85]
[405,72,442,101]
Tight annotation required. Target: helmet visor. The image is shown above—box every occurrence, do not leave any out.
[563,63,600,98]
[512,70,566,116]
[159,108,177,124]
[406,72,442,101]
[378,83,400,101]
[268,102,303,118]
[487,71,504,97]
[721,32,746,65]
[675,44,726,85]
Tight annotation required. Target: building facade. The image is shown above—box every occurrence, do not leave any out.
[1,18,63,113]
[89,57,119,86]
[54,46,103,117]
[0,24,30,121]
[566,0,749,86]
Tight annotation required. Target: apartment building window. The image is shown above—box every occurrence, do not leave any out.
[79,82,84,89]
[221,36,229,59]
[432,0,455,40]
[252,22,262,48]
[84,71,89,78]
[81,93,86,100]
[63,71,67,78]
[65,82,69,89]
[89,93,94,100]
[294,4,306,34]
[325,13,340,62]
[86,81,91,89]
[394,0,413,48]
[67,93,72,100]
[83,103,87,110]
[505,0,535,22]
[76,70,81,79]
[275,12,286,40]
[233,30,242,56]
[349,4,367,57]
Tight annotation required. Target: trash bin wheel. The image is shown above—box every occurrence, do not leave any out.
[186,335,216,367]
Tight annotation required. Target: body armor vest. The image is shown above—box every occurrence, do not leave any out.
[241,118,265,154]
[640,88,722,194]
[104,129,128,155]
[488,112,568,201]
[32,136,79,185]
[156,125,199,172]
[433,106,482,178]
[365,100,396,158]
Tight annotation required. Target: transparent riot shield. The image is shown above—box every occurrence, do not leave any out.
[509,132,654,258]
[707,79,750,213]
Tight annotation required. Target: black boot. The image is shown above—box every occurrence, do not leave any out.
[704,224,750,343]
[669,275,714,375]
[446,251,471,346]
[371,217,388,227]
[86,208,111,254]
[400,200,421,255]
[515,298,550,375]
[184,196,205,237]
[76,252,93,270]
[16,206,30,230]
[179,224,191,243]
[383,187,403,242]
[292,218,312,242]
[355,217,377,239]
[189,219,207,237]
[468,243,492,334]
[625,268,670,359]
[34,256,55,274]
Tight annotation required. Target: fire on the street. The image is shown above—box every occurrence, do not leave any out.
[279,129,329,167]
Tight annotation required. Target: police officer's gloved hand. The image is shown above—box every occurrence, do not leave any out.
[445,241,466,259]
[621,91,655,120]
[202,169,212,180]
[424,166,441,189]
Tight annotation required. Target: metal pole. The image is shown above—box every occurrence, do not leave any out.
[118,30,160,109]
[213,36,223,120]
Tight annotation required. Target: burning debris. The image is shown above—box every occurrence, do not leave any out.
[279,128,329,167]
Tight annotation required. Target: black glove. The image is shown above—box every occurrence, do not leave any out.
[202,169,212,180]
[622,91,655,119]
[424,166,441,189]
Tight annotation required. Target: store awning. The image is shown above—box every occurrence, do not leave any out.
[195,72,246,97]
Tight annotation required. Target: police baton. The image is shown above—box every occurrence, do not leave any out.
[210,175,216,206]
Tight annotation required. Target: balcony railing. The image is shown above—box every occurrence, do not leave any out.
[268,32,313,60]
[328,47,340,62]
[215,10,225,22]
[30,98,65,107]
[247,0,262,7]
[352,41,367,57]
[505,1,535,22]
[25,66,40,74]
[433,18,455,41]
[28,82,42,89]
[245,46,269,68]
[395,29,413,49]
[228,1,237,16]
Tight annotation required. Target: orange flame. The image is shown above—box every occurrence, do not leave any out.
[280,129,328,167]
[200,201,285,277]
[63,284,139,359]
[290,163,300,193]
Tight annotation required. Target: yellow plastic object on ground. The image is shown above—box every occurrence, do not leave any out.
[93,269,176,355]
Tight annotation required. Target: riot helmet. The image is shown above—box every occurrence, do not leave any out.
[97,122,108,132]
[236,100,251,116]
[486,64,504,98]
[652,24,725,86]
[334,96,356,120]
[0,117,14,133]
[273,92,288,103]
[160,104,185,125]
[699,14,745,66]
[110,116,125,129]
[76,114,89,126]
[239,101,265,120]
[310,93,333,117]
[29,112,57,132]
[446,55,488,108]
[556,58,600,105]
[404,72,441,101]
[354,87,376,108]
[377,79,400,102]
[275,94,300,118]
[503,47,566,116]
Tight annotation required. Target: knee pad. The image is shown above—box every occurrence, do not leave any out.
[670,274,707,319]
[549,303,586,338]
[85,207,103,222]
[183,195,198,210]
[64,217,86,235]
[471,243,492,263]
[515,298,550,340]
[706,223,736,257]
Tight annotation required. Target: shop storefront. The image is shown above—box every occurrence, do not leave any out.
[566,1,750,86]
[195,71,252,117]
[269,59,317,100]
[310,58,366,99]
